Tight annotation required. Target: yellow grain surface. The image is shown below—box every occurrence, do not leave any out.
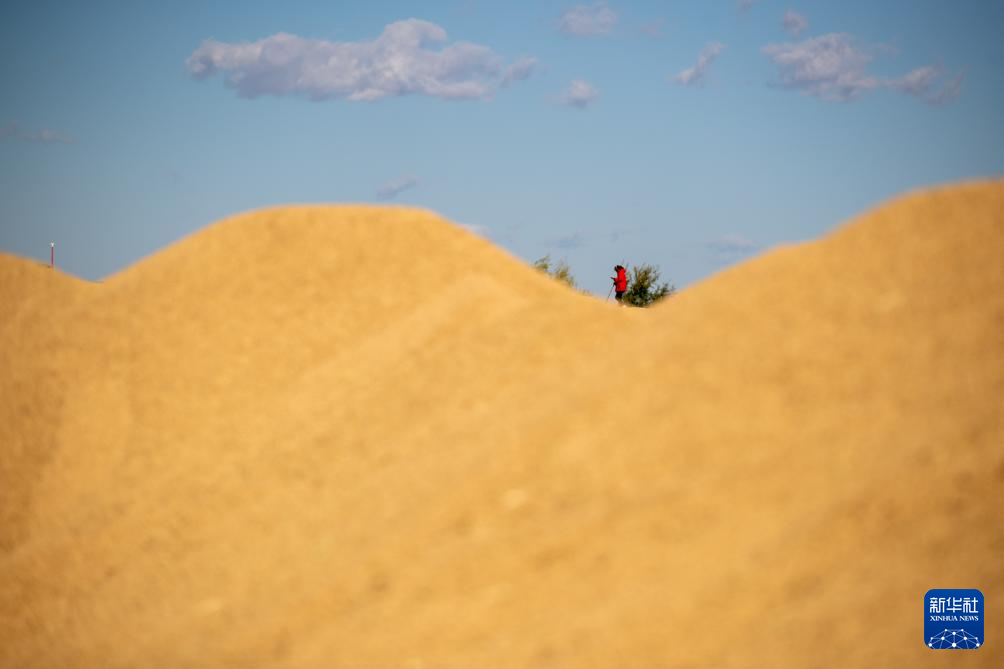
[1,184,1002,667]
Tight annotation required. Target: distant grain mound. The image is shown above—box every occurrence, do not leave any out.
[1,185,1002,668]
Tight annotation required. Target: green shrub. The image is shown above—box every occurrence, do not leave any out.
[622,264,675,307]
[533,255,578,289]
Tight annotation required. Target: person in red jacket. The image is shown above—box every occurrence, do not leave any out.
[612,264,628,303]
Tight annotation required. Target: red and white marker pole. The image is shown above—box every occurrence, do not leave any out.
[50,242,54,269]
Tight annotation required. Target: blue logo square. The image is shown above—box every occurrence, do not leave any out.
[925,589,984,649]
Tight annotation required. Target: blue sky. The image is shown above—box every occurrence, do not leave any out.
[2,0,1002,294]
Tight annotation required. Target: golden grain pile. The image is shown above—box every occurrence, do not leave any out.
[1,183,1002,668]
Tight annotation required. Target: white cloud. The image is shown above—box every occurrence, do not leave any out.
[377,175,419,200]
[762,33,963,104]
[674,42,725,87]
[781,11,808,38]
[186,19,533,102]
[558,79,599,108]
[0,121,17,138]
[762,34,878,101]
[501,57,538,86]
[738,0,759,12]
[708,234,757,255]
[557,2,618,37]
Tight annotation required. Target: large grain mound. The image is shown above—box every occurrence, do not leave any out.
[1,184,1002,667]
[0,255,97,553]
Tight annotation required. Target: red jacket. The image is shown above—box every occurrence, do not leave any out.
[614,267,627,292]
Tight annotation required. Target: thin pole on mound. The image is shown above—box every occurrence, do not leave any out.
[50,242,54,269]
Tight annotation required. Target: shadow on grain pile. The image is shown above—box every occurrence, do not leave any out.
[1,182,1002,668]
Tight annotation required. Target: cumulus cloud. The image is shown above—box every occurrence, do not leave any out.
[781,10,808,38]
[708,234,757,255]
[763,33,963,104]
[557,79,599,108]
[501,57,538,86]
[557,2,618,37]
[186,19,533,102]
[376,175,419,200]
[674,42,725,87]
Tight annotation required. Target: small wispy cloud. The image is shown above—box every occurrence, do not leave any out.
[186,19,534,103]
[738,0,759,12]
[640,18,666,39]
[608,227,640,243]
[557,79,599,108]
[501,57,538,86]
[888,65,965,105]
[674,42,725,87]
[494,223,521,244]
[781,10,808,38]
[762,33,963,104]
[458,222,490,237]
[376,175,419,200]
[554,233,587,250]
[708,234,757,255]
[30,129,75,144]
[0,122,75,144]
[557,2,618,37]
